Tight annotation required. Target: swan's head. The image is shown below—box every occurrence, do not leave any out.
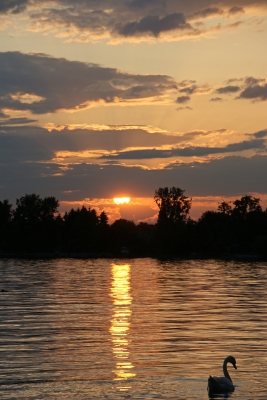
[226,355,237,369]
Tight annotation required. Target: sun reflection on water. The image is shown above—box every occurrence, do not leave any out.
[109,263,136,385]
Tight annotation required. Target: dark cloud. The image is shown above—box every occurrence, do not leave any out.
[177,81,211,95]
[0,133,53,163]
[254,129,267,138]
[244,76,265,86]
[0,117,37,125]
[176,106,193,112]
[114,13,191,38]
[220,76,267,102]
[0,0,28,14]
[1,156,267,202]
[0,110,9,118]
[2,123,263,167]
[15,0,260,42]
[224,77,244,84]
[128,0,164,10]
[0,124,192,155]
[176,95,190,104]
[100,139,265,160]
[0,52,177,114]
[191,6,224,18]
[215,85,241,94]
[210,97,223,102]
[239,83,267,101]
[179,85,198,95]
[229,6,245,14]
[2,125,225,167]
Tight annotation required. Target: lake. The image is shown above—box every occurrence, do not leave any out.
[1,258,267,399]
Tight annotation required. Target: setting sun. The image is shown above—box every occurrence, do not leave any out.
[113,197,130,205]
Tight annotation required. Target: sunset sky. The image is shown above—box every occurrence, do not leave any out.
[1,0,267,222]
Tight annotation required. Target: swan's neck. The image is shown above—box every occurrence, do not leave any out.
[223,359,232,382]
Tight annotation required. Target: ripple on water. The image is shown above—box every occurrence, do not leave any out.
[1,258,267,399]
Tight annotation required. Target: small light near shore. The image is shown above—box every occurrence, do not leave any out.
[113,197,130,205]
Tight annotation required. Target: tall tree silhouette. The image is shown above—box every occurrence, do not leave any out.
[13,194,59,252]
[0,199,12,251]
[154,187,191,225]
[110,219,137,250]
[154,187,192,253]
[218,201,232,215]
[232,195,262,216]
[63,206,99,252]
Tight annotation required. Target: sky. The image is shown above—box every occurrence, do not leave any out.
[1,0,267,222]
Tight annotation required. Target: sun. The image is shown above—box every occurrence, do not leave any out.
[113,197,130,205]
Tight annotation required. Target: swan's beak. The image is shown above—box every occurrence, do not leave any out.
[234,364,237,369]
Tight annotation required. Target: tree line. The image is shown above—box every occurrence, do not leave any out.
[0,189,266,257]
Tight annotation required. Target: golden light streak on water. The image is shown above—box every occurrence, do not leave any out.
[2,258,267,398]
[109,264,136,384]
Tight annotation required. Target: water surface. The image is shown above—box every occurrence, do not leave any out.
[1,258,267,399]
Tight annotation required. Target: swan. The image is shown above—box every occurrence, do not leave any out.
[208,356,237,394]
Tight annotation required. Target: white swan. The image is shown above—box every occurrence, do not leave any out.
[208,356,237,394]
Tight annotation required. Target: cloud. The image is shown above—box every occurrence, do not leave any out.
[177,81,211,95]
[210,97,223,102]
[0,124,228,165]
[227,76,267,102]
[0,122,266,203]
[0,117,37,125]
[191,6,224,19]
[114,13,191,38]
[229,6,245,14]
[1,155,267,202]
[176,95,190,104]
[15,0,265,43]
[220,76,267,102]
[254,129,267,138]
[0,0,28,14]
[0,133,54,163]
[0,51,177,114]
[0,110,9,118]
[179,84,198,95]
[189,5,245,20]
[176,106,193,112]
[215,85,241,94]
[244,76,265,86]
[100,138,265,160]
[239,83,267,101]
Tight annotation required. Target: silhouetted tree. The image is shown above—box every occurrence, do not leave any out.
[154,187,191,225]
[14,194,59,222]
[195,210,232,253]
[63,206,99,252]
[0,200,12,224]
[229,196,263,252]
[218,201,232,215]
[12,194,59,252]
[136,222,156,254]
[99,211,108,225]
[154,187,192,253]
[0,190,266,257]
[110,219,137,250]
[232,195,262,216]
[0,199,12,251]
[97,211,110,251]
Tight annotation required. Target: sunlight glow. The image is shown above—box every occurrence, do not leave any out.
[113,197,130,205]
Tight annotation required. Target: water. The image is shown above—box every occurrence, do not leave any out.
[1,258,267,399]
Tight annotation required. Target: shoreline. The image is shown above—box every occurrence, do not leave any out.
[0,252,265,261]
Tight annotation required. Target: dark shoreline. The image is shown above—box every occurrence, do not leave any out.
[0,252,265,261]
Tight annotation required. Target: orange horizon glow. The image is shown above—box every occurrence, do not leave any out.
[113,197,130,205]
